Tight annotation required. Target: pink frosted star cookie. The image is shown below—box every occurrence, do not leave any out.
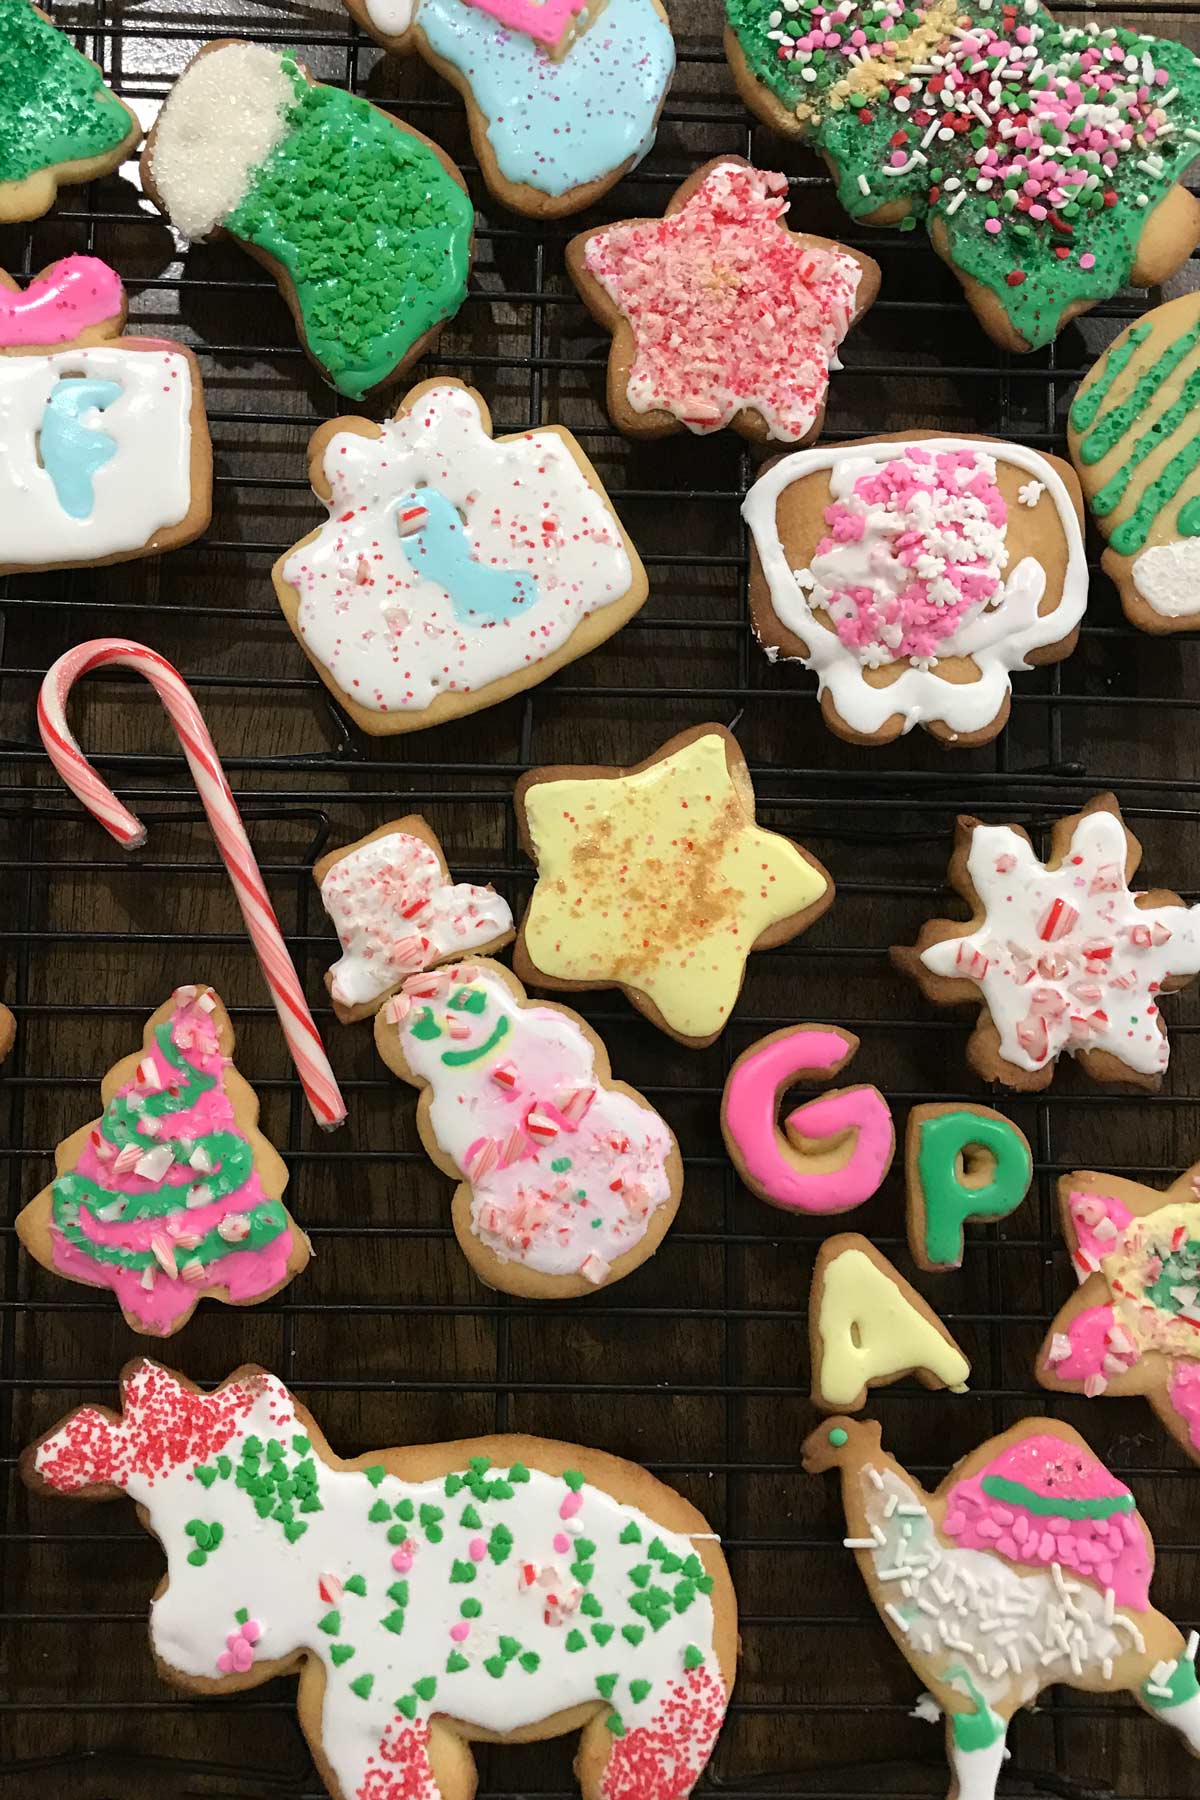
[566,156,880,444]
[893,795,1200,1092]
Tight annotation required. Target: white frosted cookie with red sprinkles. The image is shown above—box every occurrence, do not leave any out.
[272,377,648,735]
[566,156,880,444]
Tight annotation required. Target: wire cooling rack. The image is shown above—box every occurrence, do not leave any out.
[4,2,1200,1796]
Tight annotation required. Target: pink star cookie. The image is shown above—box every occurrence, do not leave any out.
[567,155,879,444]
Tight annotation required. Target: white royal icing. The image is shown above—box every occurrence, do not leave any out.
[34,1365,723,1800]
[741,438,1088,738]
[0,345,195,567]
[321,830,513,1008]
[282,384,636,717]
[1132,540,1200,621]
[919,811,1200,1077]
[365,0,416,32]
[391,964,674,1282]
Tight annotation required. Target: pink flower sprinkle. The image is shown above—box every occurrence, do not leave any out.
[553,1532,571,1553]
[391,1547,414,1573]
[469,1536,487,1562]
[450,1620,470,1642]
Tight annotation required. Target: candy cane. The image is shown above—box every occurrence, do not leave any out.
[37,639,346,1130]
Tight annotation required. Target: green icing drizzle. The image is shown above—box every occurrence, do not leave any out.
[1178,497,1200,538]
[225,59,473,398]
[1143,1655,1200,1711]
[722,0,1200,350]
[1079,327,1200,469]
[1070,326,1151,435]
[52,1202,290,1276]
[979,1474,1134,1521]
[440,1014,510,1068]
[0,0,133,186]
[945,1666,1006,1752]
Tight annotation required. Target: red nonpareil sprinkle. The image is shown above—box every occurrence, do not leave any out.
[34,1364,262,1492]
[1007,271,1027,288]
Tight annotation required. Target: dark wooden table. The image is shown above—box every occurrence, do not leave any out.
[3,2,1200,1795]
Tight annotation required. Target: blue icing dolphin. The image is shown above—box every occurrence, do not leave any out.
[396,488,539,623]
[40,377,122,519]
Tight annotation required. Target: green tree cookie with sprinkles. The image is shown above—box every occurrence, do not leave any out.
[724,0,1200,352]
[15,985,310,1336]
[26,1359,738,1800]
[0,0,142,224]
[141,42,474,400]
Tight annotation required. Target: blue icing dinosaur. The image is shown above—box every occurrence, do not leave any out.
[40,377,122,519]
[396,488,539,623]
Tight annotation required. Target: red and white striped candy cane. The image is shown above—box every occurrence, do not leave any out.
[37,639,346,1130]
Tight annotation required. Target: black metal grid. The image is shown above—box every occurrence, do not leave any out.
[4,2,1200,1797]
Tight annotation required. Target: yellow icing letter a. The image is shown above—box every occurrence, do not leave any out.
[814,1241,970,1409]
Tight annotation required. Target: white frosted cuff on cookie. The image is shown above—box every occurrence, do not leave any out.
[1132,540,1200,621]
[148,43,295,240]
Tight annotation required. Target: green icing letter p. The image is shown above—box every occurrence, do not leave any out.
[910,1106,1032,1271]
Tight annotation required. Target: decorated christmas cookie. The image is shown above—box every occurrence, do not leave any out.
[14,986,309,1336]
[804,1414,1200,1800]
[566,157,879,443]
[906,1103,1032,1273]
[273,379,647,733]
[340,0,675,218]
[0,1003,14,1065]
[809,1234,970,1412]
[1069,293,1200,634]
[375,958,682,1297]
[723,1,1200,354]
[720,1024,894,1215]
[0,0,142,223]
[316,816,514,1023]
[0,257,212,575]
[141,44,474,400]
[742,433,1087,746]
[893,795,1200,1092]
[1038,1163,1200,1466]
[514,724,835,1048]
[25,1358,737,1800]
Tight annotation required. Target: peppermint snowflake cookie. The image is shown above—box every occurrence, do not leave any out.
[14,986,309,1336]
[514,724,835,1048]
[340,0,675,218]
[375,958,682,1297]
[26,1360,737,1800]
[0,256,212,576]
[804,1414,1200,1800]
[566,157,879,444]
[141,43,473,400]
[1039,1162,1200,1466]
[743,433,1087,746]
[893,795,1200,1092]
[724,1,1200,354]
[0,0,141,223]
[1069,293,1200,634]
[273,379,647,733]
[315,816,514,1023]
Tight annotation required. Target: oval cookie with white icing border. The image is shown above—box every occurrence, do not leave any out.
[25,1358,738,1800]
[339,0,675,220]
[1069,293,1200,635]
[566,156,879,445]
[315,816,514,1024]
[893,795,1200,1093]
[273,378,648,734]
[374,957,683,1298]
[743,432,1087,747]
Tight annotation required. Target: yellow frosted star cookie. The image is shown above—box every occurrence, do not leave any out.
[513,724,834,1047]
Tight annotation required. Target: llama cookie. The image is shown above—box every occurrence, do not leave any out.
[742,434,1088,746]
[273,380,648,733]
[1038,1163,1200,1465]
[893,795,1200,1092]
[514,725,835,1048]
[724,2,1200,355]
[0,0,142,223]
[804,1415,1200,1800]
[14,986,309,1336]
[141,44,474,400]
[0,257,212,575]
[566,157,879,444]
[906,1104,1032,1274]
[375,958,682,1297]
[1069,294,1200,634]
[25,1358,738,1800]
[340,0,675,219]
[809,1235,970,1412]
[720,1024,893,1216]
[316,816,514,1023]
